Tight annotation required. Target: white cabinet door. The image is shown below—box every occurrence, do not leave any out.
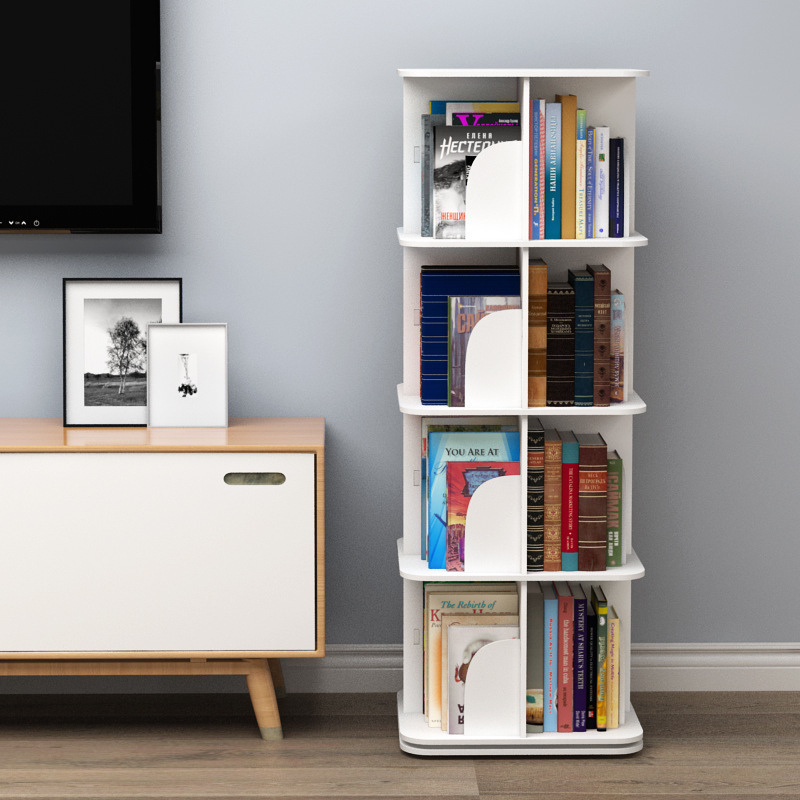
[0,452,317,653]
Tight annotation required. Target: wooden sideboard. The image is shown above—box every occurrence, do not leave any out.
[0,417,325,739]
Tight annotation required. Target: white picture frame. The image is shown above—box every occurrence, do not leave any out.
[147,323,228,428]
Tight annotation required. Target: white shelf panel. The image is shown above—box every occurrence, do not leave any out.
[398,68,649,79]
[397,693,643,756]
[397,384,647,417]
[398,228,648,249]
[398,539,644,582]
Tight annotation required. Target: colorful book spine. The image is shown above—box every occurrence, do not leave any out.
[527,258,548,407]
[607,606,620,729]
[542,582,559,732]
[576,432,608,571]
[567,269,594,407]
[559,430,579,571]
[585,126,595,238]
[535,99,546,239]
[591,586,608,731]
[529,98,544,239]
[609,137,625,237]
[575,108,587,239]
[571,584,588,731]
[594,126,610,238]
[543,429,563,571]
[610,289,625,404]
[555,583,573,732]
[527,419,545,571]
[585,594,597,729]
[544,102,561,239]
[555,94,577,239]
[546,283,575,407]
[606,450,623,567]
[587,264,611,407]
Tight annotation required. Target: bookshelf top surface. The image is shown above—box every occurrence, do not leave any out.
[398,68,649,79]
[397,229,648,249]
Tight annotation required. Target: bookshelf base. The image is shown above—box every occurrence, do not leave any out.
[397,692,643,756]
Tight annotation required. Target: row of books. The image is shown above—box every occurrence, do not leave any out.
[528,421,622,572]
[422,581,621,734]
[529,94,625,240]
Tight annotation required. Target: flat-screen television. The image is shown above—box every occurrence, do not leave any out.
[0,1,161,234]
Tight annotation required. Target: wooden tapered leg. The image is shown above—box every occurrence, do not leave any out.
[245,659,283,740]
[268,658,286,698]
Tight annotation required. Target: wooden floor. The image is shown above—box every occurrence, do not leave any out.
[0,691,797,798]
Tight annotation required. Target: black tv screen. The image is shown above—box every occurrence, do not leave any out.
[0,1,161,233]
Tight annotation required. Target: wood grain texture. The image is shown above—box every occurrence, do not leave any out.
[0,692,796,798]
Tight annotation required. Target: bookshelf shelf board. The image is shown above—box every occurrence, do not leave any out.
[397,385,647,417]
[397,539,644,582]
[397,228,648,249]
[397,693,644,755]
[398,68,649,80]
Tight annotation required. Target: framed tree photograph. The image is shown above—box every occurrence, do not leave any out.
[63,279,182,427]
[147,323,228,428]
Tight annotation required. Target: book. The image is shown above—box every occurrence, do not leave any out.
[587,264,611,407]
[424,583,518,728]
[591,586,608,731]
[544,102,561,239]
[421,113,445,237]
[542,582,559,732]
[593,126,610,237]
[420,266,520,405]
[445,459,521,571]
[567,269,594,407]
[444,101,520,125]
[450,112,520,126]
[609,137,624,237]
[559,430,579,571]
[527,258,548,406]
[555,582,574,732]
[447,622,519,734]
[575,108,587,239]
[441,612,519,731]
[543,429,562,571]
[576,432,608,571]
[433,124,522,239]
[526,418,545,572]
[585,126,595,239]
[606,450,623,567]
[448,295,521,407]
[585,593,597,729]
[546,282,575,407]
[526,584,544,733]
[555,94,577,239]
[529,98,546,240]
[571,584,588,731]
[427,428,520,569]
[607,605,620,729]
[610,289,625,404]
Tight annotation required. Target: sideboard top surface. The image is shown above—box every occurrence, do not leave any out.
[0,417,325,453]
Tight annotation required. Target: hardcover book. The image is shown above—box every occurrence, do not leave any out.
[529,98,546,240]
[593,126,610,237]
[527,258,548,406]
[555,94,577,239]
[555,582,574,732]
[575,108,587,239]
[587,264,611,407]
[543,429,563,571]
[591,586,609,731]
[450,112,520,126]
[559,430,579,571]
[585,593,598,729]
[546,282,575,407]
[568,269,594,407]
[526,584,545,733]
[444,101,520,125]
[610,289,625,403]
[609,137,625,237]
[606,450,623,567]
[448,295,521,407]
[571,584,588,731]
[544,102,561,239]
[576,432,608,571]
[542,582,559,732]
[526,418,545,571]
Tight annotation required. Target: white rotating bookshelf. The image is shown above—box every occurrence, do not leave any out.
[397,68,648,756]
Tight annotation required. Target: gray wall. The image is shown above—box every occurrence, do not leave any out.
[0,0,797,657]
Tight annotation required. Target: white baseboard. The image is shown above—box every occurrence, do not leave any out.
[282,643,800,693]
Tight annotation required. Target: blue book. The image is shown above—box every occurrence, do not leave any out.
[542,582,559,732]
[609,137,625,237]
[559,431,580,571]
[426,428,520,569]
[567,269,594,406]
[570,584,588,731]
[530,98,545,239]
[544,102,561,239]
[420,267,520,405]
[585,126,595,238]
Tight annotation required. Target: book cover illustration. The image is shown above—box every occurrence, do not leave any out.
[447,623,519,734]
[446,460,521,571]
[433,125,522,239]
[448,295,521,407]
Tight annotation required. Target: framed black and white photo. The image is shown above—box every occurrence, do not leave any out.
[63,279,182,427]
[147,323,228,428]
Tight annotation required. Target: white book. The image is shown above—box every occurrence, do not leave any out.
[594,126,610,238]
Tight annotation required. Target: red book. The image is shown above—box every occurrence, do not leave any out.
[555,582,574,731]
[558,430,579,571]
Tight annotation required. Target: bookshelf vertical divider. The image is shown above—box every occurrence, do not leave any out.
[397,68,648,756]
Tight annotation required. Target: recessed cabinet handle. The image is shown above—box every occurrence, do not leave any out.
[223,472,286,486]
